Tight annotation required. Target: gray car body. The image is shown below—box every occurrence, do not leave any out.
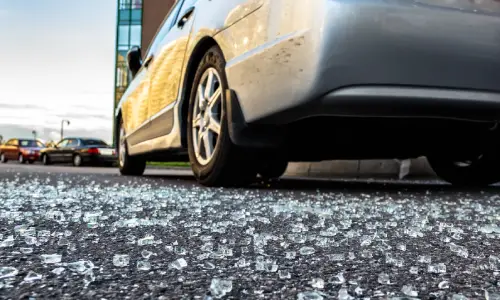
[116,0,500,159]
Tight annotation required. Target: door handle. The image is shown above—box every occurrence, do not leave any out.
[177,7,195,28]
[144,55,154,68]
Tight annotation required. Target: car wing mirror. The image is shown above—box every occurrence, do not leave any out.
[127,46,143,78]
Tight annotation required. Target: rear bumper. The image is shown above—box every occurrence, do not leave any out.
[23,154,40,161]
[82,154,117,164]
[263,86,500,124]
[227,0,500,125]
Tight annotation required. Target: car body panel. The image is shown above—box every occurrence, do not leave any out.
[222,0,500,124]
[124,0,194,154]
[147,0,197,140]
[116,0,500,159]
[120,70,151,141]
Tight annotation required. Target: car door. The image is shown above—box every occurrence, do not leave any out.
[120,66,151,146]
[3,139,18,160]
[51,139,69,162]
[63,139,80,162]
[146,0,197,139]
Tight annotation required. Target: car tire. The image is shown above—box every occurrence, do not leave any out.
[118,120,146,176]
[18,154,26,164]
[427,153,500,187]
[0,153,7,163]
[258,160,289,181]
[42,154,51,165]
[73,154,83,167]
[187,45,257,187]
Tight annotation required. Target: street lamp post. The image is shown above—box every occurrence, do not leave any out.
[61,120,70,141]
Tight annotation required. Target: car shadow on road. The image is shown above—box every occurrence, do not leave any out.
[143,173,500,193]
[261,177,500,193]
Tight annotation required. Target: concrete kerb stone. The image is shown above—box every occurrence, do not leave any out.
[285,157,436,179]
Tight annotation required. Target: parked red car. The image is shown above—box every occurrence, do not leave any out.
[0,138,46,164]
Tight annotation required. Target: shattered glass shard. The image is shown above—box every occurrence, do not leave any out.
[24,270,42,282]
[309,278,325,289]
[401,284,418,297]
[428,263,446,274]
[299,246,315,255]
[51,267,65,275]
[210,278,233,298]
[170,258,188,270]
[41,254,62,264]
[279,270,291,279]
[378,273,390,284]
[137,260,151,271]
[297,291,324,300]
[113,254,130,267]
[0,266,18,279]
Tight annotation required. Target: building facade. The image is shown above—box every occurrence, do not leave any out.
[113,0,143,111]
[113,0,175,143]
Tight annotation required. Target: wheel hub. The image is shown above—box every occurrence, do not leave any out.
[191,67,223,166]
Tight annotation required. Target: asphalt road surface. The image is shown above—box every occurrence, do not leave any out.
[1,163,500,299]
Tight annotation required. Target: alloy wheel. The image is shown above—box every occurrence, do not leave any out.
[74,155,82,166]
[18,154,24,163]
[191,67,223,166]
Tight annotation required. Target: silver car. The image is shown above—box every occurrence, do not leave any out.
[116,0,500,187]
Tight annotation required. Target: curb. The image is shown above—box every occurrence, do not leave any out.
[285,157,436,179]
[145,158,437,179]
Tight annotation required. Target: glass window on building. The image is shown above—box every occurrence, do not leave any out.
[130,25,141,47]
[119,0,141,10]
[118,25,130,48]
[131,9,142,25]
[132,0,142,9]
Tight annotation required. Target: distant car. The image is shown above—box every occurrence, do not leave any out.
[0,138,45,164]
[116,0,500,187]
[40,137,117,167]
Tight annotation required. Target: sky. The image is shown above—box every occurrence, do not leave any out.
[0,0,117,143]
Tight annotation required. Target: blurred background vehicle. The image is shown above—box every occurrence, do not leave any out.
[0,138,46,164]
[40,137,117,167]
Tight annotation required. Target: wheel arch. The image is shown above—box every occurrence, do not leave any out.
[114,111,122,148]
[180,36,220,148]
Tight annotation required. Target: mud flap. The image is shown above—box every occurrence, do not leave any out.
[224,89,285,149]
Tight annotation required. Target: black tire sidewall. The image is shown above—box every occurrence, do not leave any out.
[118,120,146,175]
[187,46,234,182]
[428,154,500,186]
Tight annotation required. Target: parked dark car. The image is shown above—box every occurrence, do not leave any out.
[0,138,46,164]
[40,137,117,167]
